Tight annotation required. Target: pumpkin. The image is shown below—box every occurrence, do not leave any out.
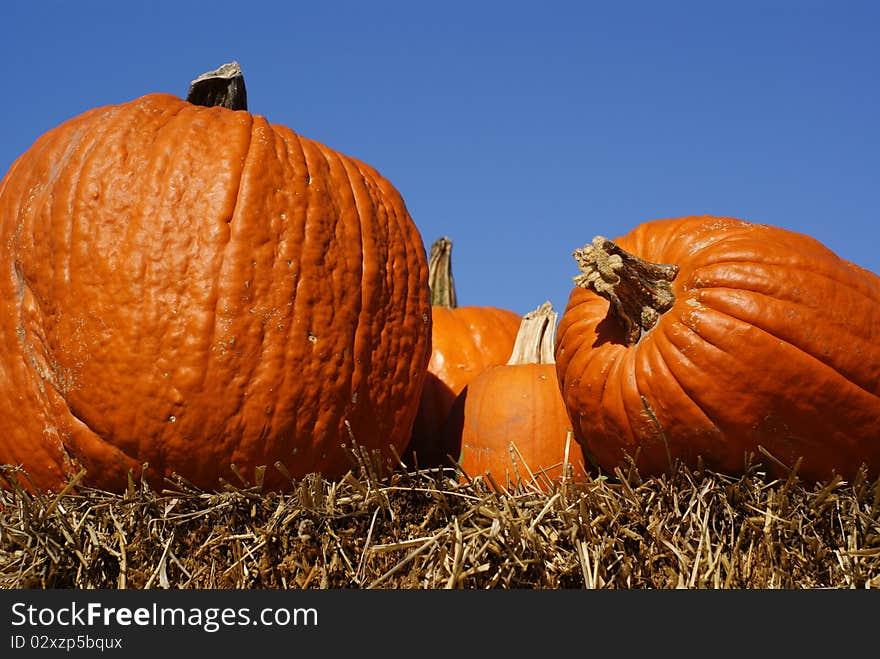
[555,215,880,483]
[0,62,431,493]
[443,302,586,489]
[404,237,520,467]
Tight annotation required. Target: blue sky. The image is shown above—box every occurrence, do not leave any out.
[2,1,877,318]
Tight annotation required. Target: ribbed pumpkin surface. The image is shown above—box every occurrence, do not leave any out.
[555,215,880,482]
[0,92,431,492]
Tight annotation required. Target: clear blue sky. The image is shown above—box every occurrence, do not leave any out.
[2,1,877,318]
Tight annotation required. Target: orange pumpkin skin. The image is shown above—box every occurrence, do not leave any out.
[447,362,586,488]
[427,305,522,402]
[404,237,520,467]
[0,92,431,492]
[555,215,880,483]
[407,305,521,467]
[444,303,587,489]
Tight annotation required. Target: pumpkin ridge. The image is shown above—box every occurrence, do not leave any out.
[260,131,323,474]
[217,114,294,474]
[663,298,880,465]
[246,121,309,461]
[15,279,81,474]
[38,118,101,299]
[323,143,375,451]
[598,343,635,456]
[593,341,627,451]
[175,102,254,408]
[695,285,880,385]
[64,404,143,475]
[680,298,880,403]
[66,105,134,309]
[608,341,642,452]
[375,166,427,435]
[202,106,254,403]
[624,347,662,462]
[324,152,371,463]
[555,300,612,442]
[377,169,430,456]
[275,130,313,441]
[20,272,144,482]
[632,334,731,472]
[635,329,721,458]
[296,137,348,435]
[22,104,124,463]
[259,122,295,437]
[650,323,724,434]
[209,109,258,437]
[308,141,355,468]
[690,280,865,319]
[41,104,137,434]
[342,156,400,448]
[633,219,879,304]
[627,216,745,264]
[280,133,327,453]
[337,155,376,430]
[115,105,167,319]
[137,102,244,477]
[155,103,253,469]
[687,258,880,306]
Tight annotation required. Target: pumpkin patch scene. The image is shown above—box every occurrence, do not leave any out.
[1,0,879,611]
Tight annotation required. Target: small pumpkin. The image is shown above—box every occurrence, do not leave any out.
[555,215,880,483]
[443,302,586,489]
[0,62,431,492]
[404,237,521,467]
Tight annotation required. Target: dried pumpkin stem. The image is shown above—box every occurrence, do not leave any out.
[573,236,679,345]
[428,236,457,308]
[186,61,248,111]
[507,301,557,365]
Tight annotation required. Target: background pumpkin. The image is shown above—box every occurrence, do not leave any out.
[404,237,521,468]
[443,302,586,490]
[0,63,431,493]
[555,215,880,483]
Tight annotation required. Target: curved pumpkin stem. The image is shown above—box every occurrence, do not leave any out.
[186,61,248,110]
[507,301,557,365]
[573,236,679,346]
[428,236,457,308]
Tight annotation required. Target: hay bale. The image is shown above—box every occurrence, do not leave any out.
[2,446,878,589]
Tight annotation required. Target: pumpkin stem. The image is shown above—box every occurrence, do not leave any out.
[507,301,557,365]
[428,236,457,308]
[186,61,248,111]
[573,236,679,345]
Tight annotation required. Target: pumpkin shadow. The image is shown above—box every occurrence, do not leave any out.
[591,314,628,348]
[439,386,467,469]
[403,373,459,469]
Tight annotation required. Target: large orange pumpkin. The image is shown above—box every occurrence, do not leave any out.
[404,237,520,467]
[0,63,431,492]
[444,302,586,490]
[555,215,880,483]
